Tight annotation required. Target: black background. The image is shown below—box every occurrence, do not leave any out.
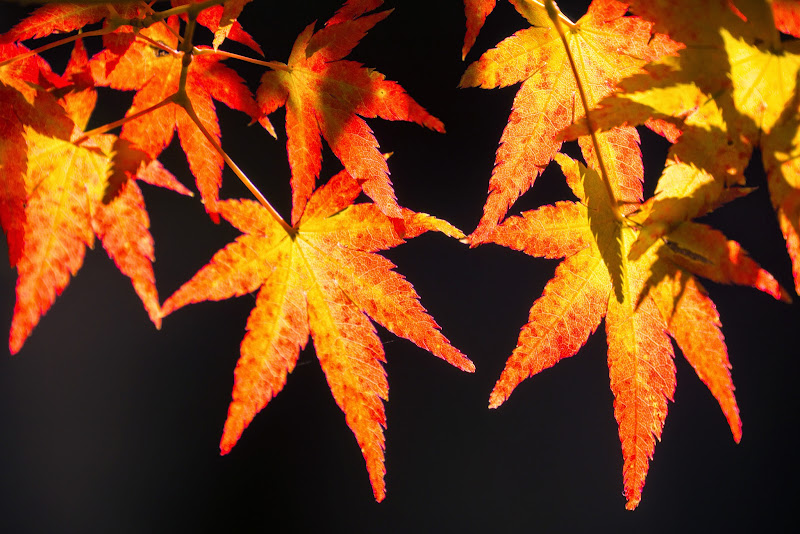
[1,1,798,532]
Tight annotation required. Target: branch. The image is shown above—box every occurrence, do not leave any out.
[174,10,292,233]
[73,95,176,144]
[0,27,109,68]
[193,48,289,71]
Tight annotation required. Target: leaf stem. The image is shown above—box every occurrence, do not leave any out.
[530,0,577,29]
[73,95,176,144]
[193,48,289,71]
[544,0,622,222]
[180,95,293,233]
[0,27,109,68]
[172,11,290,232]
[133,31,180,56]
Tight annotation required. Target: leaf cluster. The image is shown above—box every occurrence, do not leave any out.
[1,0,798,510]
[462,0,799,509]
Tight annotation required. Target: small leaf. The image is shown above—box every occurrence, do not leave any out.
[257,6,443,224]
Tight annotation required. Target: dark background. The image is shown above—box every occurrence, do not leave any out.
[1,0,798,532]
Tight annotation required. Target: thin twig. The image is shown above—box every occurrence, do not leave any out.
[132,31,180,56]
[0,28,109,68]
[193,48,289,71]
[73,95,176,144]
[180,96,292,233]
[174,11,291,233]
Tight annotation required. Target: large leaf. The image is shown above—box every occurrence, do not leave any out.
[486,153,787,509]
[161,170,474,501]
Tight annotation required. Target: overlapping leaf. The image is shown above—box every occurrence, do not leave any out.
[1,41,73,266]
[89,15,259,218]
[256,1,444,225]
[460,0,677,243]
[571,0,800,290]
[2,39,190,354]
[161,170,474,501]
[558,57,755,259]
[486,153,787,509]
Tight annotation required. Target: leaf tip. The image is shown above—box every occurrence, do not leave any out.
[258,116,277,139]
[461,358,477,373]
[8,337,23,356]
[487,388,506,409]
[219,425,241,456]
[625,496,641,511]
[159,299,176,319]
[465,228,489,248]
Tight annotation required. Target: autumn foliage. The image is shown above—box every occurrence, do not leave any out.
[1,0,798,510]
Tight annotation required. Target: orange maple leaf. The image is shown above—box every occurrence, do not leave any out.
[161,170,474,501]
[485,152,788,509]
[460,0,677,243]
[9,129,172,355]
[256,1,444,225]
[89,15,259,218]
[3,40,189,354]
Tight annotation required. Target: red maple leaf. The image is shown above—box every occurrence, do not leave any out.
[0,3,132,43]
[1,41,74,267]
[172,0,262,54]
[256,1,444,225]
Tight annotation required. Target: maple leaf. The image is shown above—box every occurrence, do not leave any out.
[460,0,677,243]
[568,0,800,291]
[3,40,189,354]
[89,15,259,218]
[256,1,445,225]
[161,170,474,502]
[485,152,787,509]
[9,130,167,354]
[0,40,64,100]
[763,106,800,295]
[327,0,384,25]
